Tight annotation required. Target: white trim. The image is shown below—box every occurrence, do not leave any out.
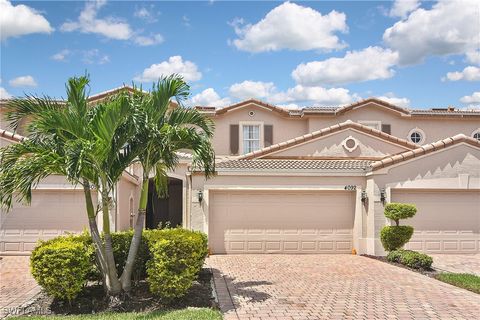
[471,128,480,141]
[205,185,358,192]
[342,135,359,153]
[239,121,264,154]
[407,127,426,144]
[358,120,381,130]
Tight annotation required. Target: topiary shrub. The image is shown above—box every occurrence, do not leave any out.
[384,203,417,226]
[387,249,433,269]
[145,228,208,300]
[380,225,414,251]
[30,235,93,302]
[381,202,417,252]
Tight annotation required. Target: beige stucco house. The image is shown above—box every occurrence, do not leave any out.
[1,90,479,256]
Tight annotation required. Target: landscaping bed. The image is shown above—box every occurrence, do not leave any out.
[362,254,437,277]
[18,269,217,317]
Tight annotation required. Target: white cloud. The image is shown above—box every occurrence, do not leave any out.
[389,0,420,18]
[0,0,53,40]
[267,85,356,107]
[231,1,347,52]
[134,56,202,83]
[466,51,480,65]
[0,87,12,99]
[292,46,399,86]
[376,93,410,107]
[443,66,480,81]
[229,81,276,100]
[9,75,37,87]
[51,49,71,61]
[134,6,159,23]
[61,0,133,40]
[190,88,231,107]
[133,34,163,46]
[383,0,480,65]
[460,91,480,104]
[82,49,110,65]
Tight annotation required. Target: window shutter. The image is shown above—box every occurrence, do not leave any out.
[230,124,239,155]
[381,124,391,135]
[264,125,273,147]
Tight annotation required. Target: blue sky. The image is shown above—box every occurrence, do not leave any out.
[1,0,479,109]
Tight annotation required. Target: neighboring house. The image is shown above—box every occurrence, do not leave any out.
[1,92,479,256]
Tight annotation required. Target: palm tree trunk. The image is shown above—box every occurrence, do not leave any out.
[101,187,122,295]
[82,181,108,286]
[120,177,148,292]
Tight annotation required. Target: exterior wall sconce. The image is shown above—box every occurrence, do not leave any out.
[380,188,386,204]
[197,190,203,203]
[361,190,368,202]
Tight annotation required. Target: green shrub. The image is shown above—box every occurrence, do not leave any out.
[146,228,208,300]
[110,230,149,281]
[380,225,414,251]
[387,249,433,269]
[31,235,93,301]
[384,203,417,225]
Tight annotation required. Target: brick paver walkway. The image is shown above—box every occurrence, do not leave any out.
[207,255,480,320]
[431,254,480,276]
[0,256,41,319]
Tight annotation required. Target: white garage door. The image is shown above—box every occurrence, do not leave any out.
[0,190,89,254]
[391,189,480,253]
[209,190,355,254]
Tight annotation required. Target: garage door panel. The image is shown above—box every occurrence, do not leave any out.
[210,190,355,254]
[0,191,90,254]
[391,190,480,253]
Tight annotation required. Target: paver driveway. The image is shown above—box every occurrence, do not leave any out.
[0,256,41,319]
[207,255,480,320]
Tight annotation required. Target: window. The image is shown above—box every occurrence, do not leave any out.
[242,125,260,153]
[472,130,480,141]
[408,128,425,144]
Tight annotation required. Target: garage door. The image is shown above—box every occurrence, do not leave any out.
[0,190,89,254]
[391,189,480,253]
[209,190,355,254]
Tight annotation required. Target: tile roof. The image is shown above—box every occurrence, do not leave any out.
[239,120,417,160]
[216,159,372,171]
[195,97,480,118]
[371,134,480,170]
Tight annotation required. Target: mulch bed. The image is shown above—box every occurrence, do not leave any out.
[21,268,217,316]
[362,254,439,278]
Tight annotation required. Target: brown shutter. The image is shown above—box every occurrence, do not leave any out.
[230,124,239,155]
[264,125,273,147]
[381,124,391,135]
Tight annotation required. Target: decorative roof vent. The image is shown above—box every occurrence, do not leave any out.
[342,136,359,153]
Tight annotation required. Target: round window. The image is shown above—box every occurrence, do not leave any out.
[248,111,255,117]
[473,131,480,141]
[410,131,422,143]
[345,138,356,149]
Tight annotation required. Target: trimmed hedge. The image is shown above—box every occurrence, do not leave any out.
[146,228,208,300]
[30,228,208,301]
[384,203,417,225]
[387,249,433,270]
[30,234,93,301]
[380,225,414,251]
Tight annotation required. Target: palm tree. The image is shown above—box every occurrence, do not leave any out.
[0,74,216,296]
[119,75,216,292]
[0,76,138,295]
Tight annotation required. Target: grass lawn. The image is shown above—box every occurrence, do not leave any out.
[15,308,222,320]
[435,273,480,294]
